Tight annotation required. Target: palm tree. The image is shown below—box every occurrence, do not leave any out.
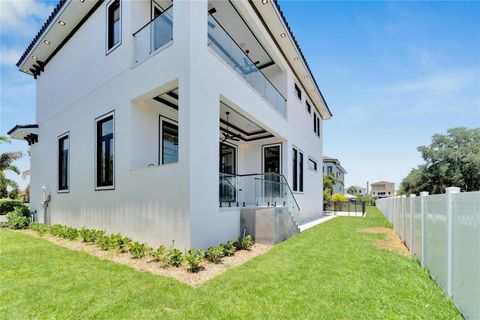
[0,136,22,198]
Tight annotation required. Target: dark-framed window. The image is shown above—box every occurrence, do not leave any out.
[58,133,70,191]
[294,83,302,100]
[308,158,317,172]
[160,118,179,164]
[306,100,311,114]
[317,116,320,137]
[292,147,303,192]
[96,114,114,188]
[313,113,317,134]
[107,0,121,52]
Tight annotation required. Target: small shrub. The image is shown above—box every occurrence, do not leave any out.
[94,230,106,245]
[185,249,205,273]
[206,246,224,263]
[62,226,78,240]
[49,224,64,237]
[222,240,236,256]
[237,235,254,250]
[129,242,148,259]
[79,227,96,243]
[0,199,22,215]
[29,222,49,236]
[109,234,130,252]
[97,235,112,250]
[6,212,30,229]
[151,245,171,265]
[170,248,184,267]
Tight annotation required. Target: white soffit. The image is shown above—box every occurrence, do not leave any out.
[18,0,99,75]
[251,0,332,120]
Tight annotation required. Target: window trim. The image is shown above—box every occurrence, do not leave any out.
[95,111,115,191]
[105,0,122,55]
[159,116,179,165]
[292,146,304,193]
[306,100,312,114]
[57,131,70,193]
[308,157,317,172]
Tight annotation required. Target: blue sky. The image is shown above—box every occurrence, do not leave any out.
[1,0,479,191]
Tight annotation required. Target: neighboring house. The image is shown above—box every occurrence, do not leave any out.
[8,0,332,249]
[322,156,346,194]
[350,186,367,196]
[370,181,395,198]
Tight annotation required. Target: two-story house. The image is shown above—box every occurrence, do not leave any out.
[370,181,395,198]
[322,156,346,194]
[9,0,332,249]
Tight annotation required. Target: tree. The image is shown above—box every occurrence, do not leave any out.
[400,127,480,195]
[331,193,348,203]
[0,136,22,199]
[347,186,358,195]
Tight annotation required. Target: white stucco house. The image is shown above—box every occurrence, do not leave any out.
[9,0,332,249]
[322,156,346,194]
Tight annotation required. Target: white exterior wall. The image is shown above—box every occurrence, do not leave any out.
[29,0,325,249]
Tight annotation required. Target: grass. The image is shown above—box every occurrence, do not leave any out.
[0,206,462,319]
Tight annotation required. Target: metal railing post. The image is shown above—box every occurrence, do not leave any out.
[420,191,428,267]
[446,186,460,297]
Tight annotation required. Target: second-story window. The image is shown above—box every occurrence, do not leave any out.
[96,113,114,189]
[294,83,302,101]
[107,0,121,52]
[313,113,317,134]
[306,100,311,114]
[58,133,70,192]
[316,116,320,137]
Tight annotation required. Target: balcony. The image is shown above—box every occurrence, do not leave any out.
[133,6,173,64]
[207,14,287,117]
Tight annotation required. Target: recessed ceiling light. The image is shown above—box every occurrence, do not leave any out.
[22,69,27,72]
[58,20,65,26]
[80,0,85,2]
[280,33,286,38]
[32,56,38,60]
[304,75,308,79]
[262,0,268,4]
[44,40,50,45]
[293,57,299,61]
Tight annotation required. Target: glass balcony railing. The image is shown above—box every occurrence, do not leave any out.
[219,173,300,223]
[133,6,173,64]
[208,15,287,117]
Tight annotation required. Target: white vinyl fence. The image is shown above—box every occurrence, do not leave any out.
[376,188,480,320]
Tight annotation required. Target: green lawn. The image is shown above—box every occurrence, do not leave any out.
[0,207,461,319]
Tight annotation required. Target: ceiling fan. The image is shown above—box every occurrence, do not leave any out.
[221,111,241,143]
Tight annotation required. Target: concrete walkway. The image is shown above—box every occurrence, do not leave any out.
[299,215,337,232]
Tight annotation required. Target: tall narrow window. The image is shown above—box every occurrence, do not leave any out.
[58,134,69,191]
[292,148,304,192]
[96,114,114,188]
[317,117,320,137]
[107,0,121,51]
[294,83,302,100]
[160,119,179,164]
[313,113,317,134]
[306,100,311,114]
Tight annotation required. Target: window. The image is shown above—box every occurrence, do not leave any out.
[308,158,317,171]
[294,83,302,100]
[107,0,121,52]
[160,118,178,164]
[58,133,69,192]
[292,148,303,192]
[306,100,311,114]
[313,113,317,134]
[96,114,114,188]
[316,116,320,137]
[327,166,332,174]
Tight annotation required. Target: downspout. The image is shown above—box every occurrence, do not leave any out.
[41,185,51,224]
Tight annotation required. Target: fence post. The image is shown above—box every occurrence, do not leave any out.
[420,191,428,267]
[409,194,416,250]
[401,195,406,241]
[446,186,460,297]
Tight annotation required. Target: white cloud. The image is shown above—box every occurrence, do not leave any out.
[0,0,54,37]
[0,46,21,65]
